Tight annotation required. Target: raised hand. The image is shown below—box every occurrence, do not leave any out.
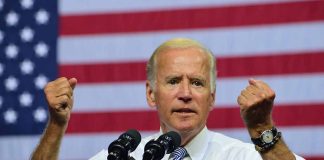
[31,77,77,160]
[44,77,77,126]
[237,79,275,129]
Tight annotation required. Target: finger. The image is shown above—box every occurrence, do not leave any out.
[248,79,272,96]
[248,78,256,85]
[51,78,76,96]
[241,88,255,99]
[245,85,258,95]
[248,78,264,89]
[246,85,267,99]
[46,78,70,92]
[258,81,275,98]
[52,77,70,86]
[249,78,269,91]
[237,95,248,107]
[69,78,77,90]
[241,87,265,107]
[47,95,68,110]
[55,78,73,88]
[53,95,72,110]
[247,79,267,98]
[239,90,252,107]
[51,77,76,89]
[55,87,73,99]
[45,83,73,99]
[251,79,275,99]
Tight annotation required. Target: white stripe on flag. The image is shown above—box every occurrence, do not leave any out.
[59,0,296,15]
[59,22,324,64]
[72,73,324,112]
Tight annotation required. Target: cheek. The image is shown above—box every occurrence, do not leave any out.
[155,91,174,110]
[195,93,213,111]
[156,86,178,100]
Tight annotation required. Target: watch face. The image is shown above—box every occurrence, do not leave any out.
[261,130,274,143]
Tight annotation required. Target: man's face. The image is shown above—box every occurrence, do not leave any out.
[146,47,215,136]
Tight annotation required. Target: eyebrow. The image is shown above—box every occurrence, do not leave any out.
[165,75,206,81]
[190,75,206,80]
[165,75,181,80]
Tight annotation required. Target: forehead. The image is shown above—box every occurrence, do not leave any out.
[155,47,210,74]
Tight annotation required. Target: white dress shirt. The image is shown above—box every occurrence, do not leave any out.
[89,126,304,160]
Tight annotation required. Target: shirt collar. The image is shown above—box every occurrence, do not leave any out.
[158,126,210,160]
[183,126,209,160]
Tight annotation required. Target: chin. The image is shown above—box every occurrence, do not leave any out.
[173,123,197,133]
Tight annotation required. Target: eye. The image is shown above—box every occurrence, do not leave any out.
[168,78,179,85]
[192,80,204,87]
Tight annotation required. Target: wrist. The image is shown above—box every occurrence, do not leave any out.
[251,126,282,153]
[246,117,274,138]
[49,111,70,127]
[248,124,274,138]
[48,118,69,132]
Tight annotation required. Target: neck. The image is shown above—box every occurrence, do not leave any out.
[160,125,205,146]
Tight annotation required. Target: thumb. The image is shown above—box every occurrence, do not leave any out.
[248,78,257,85]
[68,78,77,90]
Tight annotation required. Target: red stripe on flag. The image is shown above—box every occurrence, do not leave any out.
[60,0,324,35]
[218,51,324,77]
[60,51,324,83]
[66,103,324,133]
[60,61,146,83]
[306,157,324,160]
[67,110,160,133]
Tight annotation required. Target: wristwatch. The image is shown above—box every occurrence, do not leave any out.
[251,127,281,152]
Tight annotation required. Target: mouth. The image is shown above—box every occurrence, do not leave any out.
[172,108,196,115]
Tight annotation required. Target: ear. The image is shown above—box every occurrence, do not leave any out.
[209,91,216,111]
[146,80,156,108]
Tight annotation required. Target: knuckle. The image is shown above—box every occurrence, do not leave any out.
[48,101,57,109]
[44,82,53,92]
[45,94,51,101]
[63,88,73,97]
[259,93,267,99]
[61,87,69,94]
[44,87,50,94]
[246,101,254,107]
[61,95,69,102]
[237,97,240,103]
[58,77,68,81]
[269,90,276,97]
[240,90,245,95]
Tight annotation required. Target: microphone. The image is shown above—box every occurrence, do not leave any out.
[143,131,181,160]
[107,129,141,160]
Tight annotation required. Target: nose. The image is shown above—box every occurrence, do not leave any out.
[178,80,192,103]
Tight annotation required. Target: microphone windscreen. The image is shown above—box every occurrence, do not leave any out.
[125,129,142,149]
[165,131,181,148]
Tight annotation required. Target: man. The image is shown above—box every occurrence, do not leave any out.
[32,38,303,160]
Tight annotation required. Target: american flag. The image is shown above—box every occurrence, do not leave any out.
[1,0,324,159]
[0,0,57,156]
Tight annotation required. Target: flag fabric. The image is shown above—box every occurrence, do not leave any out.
[0,0,57,159]
[1,0,324,159]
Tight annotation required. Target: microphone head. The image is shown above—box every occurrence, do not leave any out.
[162,131,181,153]
[123,129,141,151]
[143,131,181,160]
[108,129,141,160]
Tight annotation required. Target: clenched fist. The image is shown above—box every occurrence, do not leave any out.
[44,77,77,126]
[237,79,275,129]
